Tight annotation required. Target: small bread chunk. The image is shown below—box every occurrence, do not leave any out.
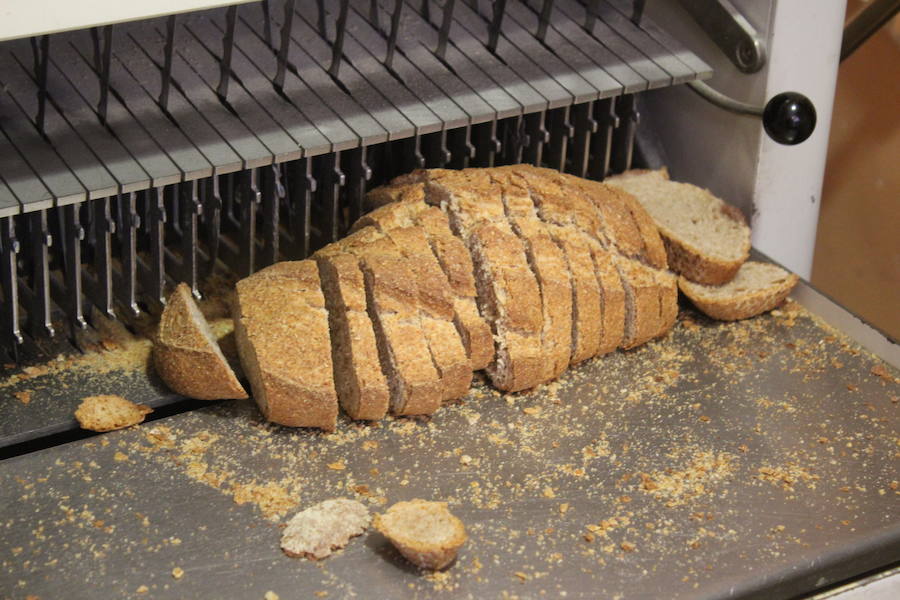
[606,169,750,285]
[75,395,152,432]
[280,499,370,560]
[154,283,247,400]
[374,500,467,570]
[679,261,799,321]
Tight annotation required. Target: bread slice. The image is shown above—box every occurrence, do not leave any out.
[154,283,247,400]
[353,192,494,372]
[232,261,338,430]
[590,245,627,354]
[605,169,751,285]
[678,261,798,321]
[491,171,573,381]
[424,172,545,392]
[615,256,663,349]
[358,249,443,416]
[383,226,472,400]
[503,168,608,364]
[75,395,153,432]
[281,498,370,560]
[573,177,668,270]
[315,253,390,421]
[374,499,467,570]
[333,226,470,405]
[655,269,680,336]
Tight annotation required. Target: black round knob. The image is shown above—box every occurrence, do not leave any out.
[763,92,817,145]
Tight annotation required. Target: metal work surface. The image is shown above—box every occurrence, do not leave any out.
[1,292,898,599]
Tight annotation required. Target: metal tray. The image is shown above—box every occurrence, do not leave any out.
[1,269,898,599]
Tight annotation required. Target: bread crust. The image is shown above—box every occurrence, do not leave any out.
[154,283,247,401]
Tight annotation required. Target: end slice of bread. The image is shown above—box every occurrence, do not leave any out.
[678,261,799,321]
[374,499,467,570]
[154,283,248,400]
[606,169,751,285]
[75,395,153,432]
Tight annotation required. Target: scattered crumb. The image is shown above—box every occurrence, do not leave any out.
[264,592,280,600]
[172,567,184,580]
[15,390,31,404]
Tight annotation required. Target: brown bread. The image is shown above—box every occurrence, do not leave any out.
[232,261,338,430]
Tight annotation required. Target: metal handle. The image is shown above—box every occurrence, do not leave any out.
[688,81,817,145]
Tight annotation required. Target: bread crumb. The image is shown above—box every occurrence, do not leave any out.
[75,395,152,432]
[136,585,149,594]
[514,571,530,581]
[522,406,541,415]
[113,452,129,462]
[327,461,346,471]
[281,498,370,559]
[264,592,280,600]
[559,503,569,514]
[542,487,556,498]
[620,541,636,552]
[15,390,31,404]
[172,567,184,579]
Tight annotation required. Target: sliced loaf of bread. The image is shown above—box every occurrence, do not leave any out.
[154,283,247,400]
[678,261,798,321]
[232,261,338,430]
[606,169,750,285]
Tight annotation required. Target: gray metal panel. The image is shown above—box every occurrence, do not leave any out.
[0,125,55,212]
[0,53,119,200]
[499,0,625,100]
[281,5,418,140]
[537,5,648,95]
[340,3,470,132]
[393,1,524,121]
[277,19,387,148]
[115,23,244,175]
[305,2,448,136]
[606,0,713,79]
[42,37,183,188]
[1,41,152,195]
[212,11,339,159]
[590,0,697,85]
[428,0,548,116]
[453,0,591,107]
[0,92,86,208]
[1,290,898,599]
[125,24,274,170]
[221,12,356,157]
[174,14,303,164]
[552,0,669,89]
[0,177,21,218]
[60,30,214,182]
